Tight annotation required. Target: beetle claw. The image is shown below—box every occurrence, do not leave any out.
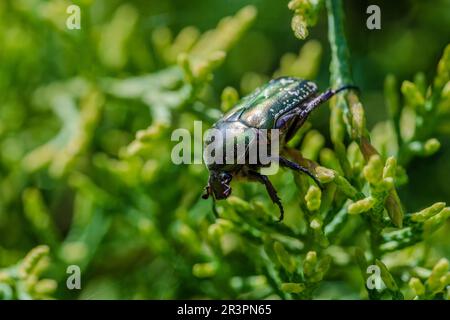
[276,202,284,222]
[310,175,323,190]
[317,182,324,191]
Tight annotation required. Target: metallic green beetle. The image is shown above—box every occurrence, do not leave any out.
[202,77,355,221]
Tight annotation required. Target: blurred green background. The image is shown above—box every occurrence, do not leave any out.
[0,0,449,299]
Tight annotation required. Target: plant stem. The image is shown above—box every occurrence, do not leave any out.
[326,0,404,255]
[326,0,352,88]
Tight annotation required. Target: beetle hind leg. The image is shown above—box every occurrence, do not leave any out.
[302,85,359,115]
[278,157,322,189]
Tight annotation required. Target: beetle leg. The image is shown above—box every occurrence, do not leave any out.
[302,85,358,115]
[278,157,322,189]
[248,170,284,222]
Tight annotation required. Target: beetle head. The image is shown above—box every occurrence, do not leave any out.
[202,171,232,200]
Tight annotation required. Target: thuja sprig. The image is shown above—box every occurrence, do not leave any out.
[241,39,323,95]
[382,45,450,166]
[0,246,56,300]
[4,1,447,302]
[409,258,450,299]
[288,0,324,40]
[378,203,450,253]
[23,83,104,178]
[275,245,331,299]
[194,1,450,301]
[104,6,256,130]
[22,188,60,248]
[179,6,257,85]
[326,0,404,229]
[278,0,450,300]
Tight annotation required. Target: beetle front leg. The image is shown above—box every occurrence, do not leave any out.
[248,170,284,222]
[278,157,322,188]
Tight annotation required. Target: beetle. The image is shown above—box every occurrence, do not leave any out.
[202,77,356,221]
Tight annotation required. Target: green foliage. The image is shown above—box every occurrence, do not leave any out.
[409,258,450,300]
[0,0,449,300]
[0,246,56,300]
[288,0,324,40]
